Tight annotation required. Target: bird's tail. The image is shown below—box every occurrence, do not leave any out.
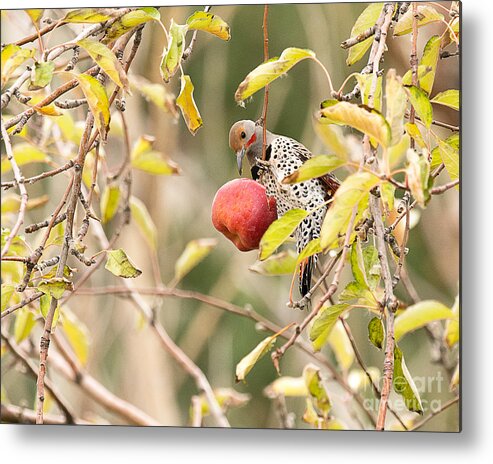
[299,255,314,297]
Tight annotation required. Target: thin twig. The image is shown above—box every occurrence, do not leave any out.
[2,160,75,190]
[410,397,459,431]
[261,4,269,162]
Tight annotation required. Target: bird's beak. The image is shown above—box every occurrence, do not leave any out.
[236,147,246,176]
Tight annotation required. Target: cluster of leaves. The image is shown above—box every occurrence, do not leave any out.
[232,2,460,429]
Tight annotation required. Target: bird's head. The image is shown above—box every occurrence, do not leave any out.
[229,120,258,175]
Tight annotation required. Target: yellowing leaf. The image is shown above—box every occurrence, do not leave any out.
[39,294,60,329]
[345,3,384,66]
[1,283,15,312]
[160,20,188,83]
[0,142,48,173]
[328,321,354,371]
[385,69,407,146]
[355,73,382,112]
[62,308,90,365]
[406,148,430,208]
[186,11,231,41]
[418,36,441,95]
[235,48,315,102]
[77,38,129,91]
[1,44,35,86]
[29,61,55,90]
[431,133,458,170]
[381,181,395,213]
[130,196,157,250]
[393,345,423,414]
[100,183,120,223]
[26,9,43,24]
[404,123,426,149]
[259,209,308,260]
[318,100,390,148]
[431,89,459,111]
[104,8,160,42]
[303,364,331,417]
[131,135,181,175]
[73,73,110,141]
[62,8,117,23]
[282,155,344,184]
[129,75,178,118]
[313,121,348,161]
[14,307,36,343]
[235,324,292,382]
[296,237,323,266]
[320,172,380,250]
[264,376,308,398]
[174,238,217,283]
[310,303,349,351]
[405,85,433,129]
[37,277,74,299]
[394,300,454,341]
[176,74,203,135]
[105,249,142,278]
[249,250,298,276]
[444,294,459,347]
[436,138,459,185]
[394,5,444,36]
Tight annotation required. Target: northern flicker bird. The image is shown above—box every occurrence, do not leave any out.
[229,120,340,299]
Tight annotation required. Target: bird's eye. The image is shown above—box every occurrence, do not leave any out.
[240,131,246,139]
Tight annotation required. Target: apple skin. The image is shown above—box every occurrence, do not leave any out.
[212,178,278,252]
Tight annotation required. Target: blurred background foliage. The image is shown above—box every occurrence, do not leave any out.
[1,3,459,430]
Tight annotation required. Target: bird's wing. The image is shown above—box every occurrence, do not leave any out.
[283,137,340,198]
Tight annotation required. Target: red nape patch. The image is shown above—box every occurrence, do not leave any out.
[246,132,257,148]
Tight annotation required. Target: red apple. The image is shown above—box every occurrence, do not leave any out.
[212,178,277,251]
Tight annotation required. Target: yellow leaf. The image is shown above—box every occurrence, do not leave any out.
[129,196,157,249]
[62,8,118,23]
[235,48,315,102]
[328,320,354,371]
[0,142,49,173]
[61,308,90,365]
[282,154,344,184]
[129,75,178,118]
[174,238,217,283]
[249,250,298,276]
[100,183,120,223]
[131,135,181,175]
[385,69,407,146]
[176,74,203,135]
[77,38,129,91]
[405,85,433,129]
[37,277,74,299]
[104,8,160,42]
[264,376,308,398]
[14,307,36,343]
[105,248,142,278]
[406,148,430,208]
[186,11,231,41]
[394,5,444,36]
[431,89,459,111]
[1,44,35,86]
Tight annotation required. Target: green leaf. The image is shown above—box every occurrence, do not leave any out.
[310,303,349,351]
[328,321,354,371]
[444,294,459,347]
[131,135,181,175]
[14,307,36,343]
[77,38,129,91]
[313,122,348,161]
[235,47,315,103]
[176,74,203,135]
[62,308,90,365]
[29,61,55,90]
[339,281,376,307]
[385,69,407,146]
[431,133,459,170]
[1,44,35,86]
[380,181,395,213]
[346,3,384,66]
[318,100,390,148]
[264,376,308,398]
[282,155,344,184]
[1,284,15,312]
[39,294,60,329]
[160,20,188,83]
[130,196,157,250]
[296,237,323,266]
[259,209,308,260]
[186,11,231,41]
[350,239,367,287]
[62,8,117,23]
[129,75,178,118]
[431,90,459,111]
[418,36,441,95]
[368,317,384,349]
[105,249,142,278]
[393,345,423,414]
[320,172,380,250]
[355,73,383,112]
[406,148,431,208]
[100,184,120,224]
[37,277,74,299]
[394,5,444,36]
[436,138,459,185]
[303,364,331,417]
[405,85,433,129]
[394,299,454,341]
[174,238,217,283]
[73,73,110,142]
[235,324,292,382]
[0,143,48,173]
[104,8,160,42]
[249,250,298,276]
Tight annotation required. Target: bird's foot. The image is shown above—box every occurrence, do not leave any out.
[255,158,272,170]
